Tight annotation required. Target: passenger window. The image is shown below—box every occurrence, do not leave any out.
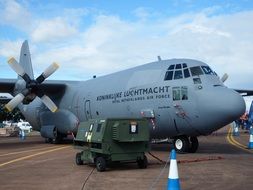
[173,87,181,101]
[168,65,175,70]
[96,124,102,132]
[181,87,188,100]
[174,70,183,80]
[183,69,190,78]
[190,66,203,76]
[164,71,173,80]
[201,66,214,75]
[183,63,187,68]
[175,64,182,69]
[193,78,202,84]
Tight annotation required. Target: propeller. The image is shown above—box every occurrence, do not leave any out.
[221,73,228,83]
[5,93,25,112]
[5,57,59,113]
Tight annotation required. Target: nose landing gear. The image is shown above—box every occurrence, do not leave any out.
[173,135,199,153]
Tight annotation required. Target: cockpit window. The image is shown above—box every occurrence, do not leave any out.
[175,64,182,69]
[164,63,190,81]
[201,66,214,75]
[165,63,217,81]
[183,69,190,78]
[174,70,183,80]
[164,71,173,80]
[193,78,202,84]
[190,66,203,76]
[168,65,175,70]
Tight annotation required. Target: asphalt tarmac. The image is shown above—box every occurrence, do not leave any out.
[0,126,252,190]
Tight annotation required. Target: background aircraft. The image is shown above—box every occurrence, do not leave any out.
[0,41,248,153]
[0,93,12,104]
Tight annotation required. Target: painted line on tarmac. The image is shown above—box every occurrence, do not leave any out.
[0,146,57,157]
[0,146,70,168]
[226,128,253,153]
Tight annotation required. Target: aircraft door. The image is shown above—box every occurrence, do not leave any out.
[84,100,92,120]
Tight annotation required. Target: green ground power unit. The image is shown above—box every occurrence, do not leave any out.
[74,118,150,171]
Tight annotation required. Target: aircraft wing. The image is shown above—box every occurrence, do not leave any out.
[0,79,16,93]
[0,79,67,99]
[234,89,253,96]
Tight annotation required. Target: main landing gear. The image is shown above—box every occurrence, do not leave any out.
[173,136,199,153]
[45,133,66,144]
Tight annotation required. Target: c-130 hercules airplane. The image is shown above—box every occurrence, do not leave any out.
[0,41,248,153]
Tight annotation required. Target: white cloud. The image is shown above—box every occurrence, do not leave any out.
[26,10,252,89]
[31,17,78,42]
[133,7,151,20]
[0,1,81,43]
[0,2,252,89]
[62,8,89,27]
[0,0,31,30]
[0,39,23,58]
[0,39,24,78]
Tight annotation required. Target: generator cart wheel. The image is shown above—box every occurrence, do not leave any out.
[76,153,83,165]
[96,157,106,172]
[137,155,148,169]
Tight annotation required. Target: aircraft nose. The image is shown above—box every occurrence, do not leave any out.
[219,89,245,120]
[198,87,245,132]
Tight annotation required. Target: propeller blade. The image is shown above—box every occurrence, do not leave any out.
[221,73,228,83]
[40,95,58,112]
[36,62,59,83]
[8,57,31,83]
[5,93,25,112]
[8,57,25,76]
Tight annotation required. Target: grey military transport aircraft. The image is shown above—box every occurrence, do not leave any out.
[0,41,247,153]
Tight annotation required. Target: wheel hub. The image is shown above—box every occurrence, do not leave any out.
[175,139,183,150]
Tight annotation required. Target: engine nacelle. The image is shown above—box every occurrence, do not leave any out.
[40,125,56,139]
[40,109,79,134]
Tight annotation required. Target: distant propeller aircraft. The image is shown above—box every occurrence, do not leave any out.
[0,41,249,153]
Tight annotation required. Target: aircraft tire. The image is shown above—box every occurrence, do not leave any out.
[45,138,53,143]
[96,157,106,172]
[75,153,83,165]
[173,136,190,153]
[137,155,148,169]
[53,133,64,144]
[189,137,199,153]
[54,137,61,144]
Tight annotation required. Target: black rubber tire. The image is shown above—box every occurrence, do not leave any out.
[189,137,199,153]
[76,153,83,165]
[137,155,148,169]
[45,138,53,143]
[53,135,63,144]
[96,157,106,172]
[173,136,190,153]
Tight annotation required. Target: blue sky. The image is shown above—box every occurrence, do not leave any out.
[0,0,253,92]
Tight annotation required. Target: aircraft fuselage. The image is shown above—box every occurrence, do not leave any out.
[21,59,245,139]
